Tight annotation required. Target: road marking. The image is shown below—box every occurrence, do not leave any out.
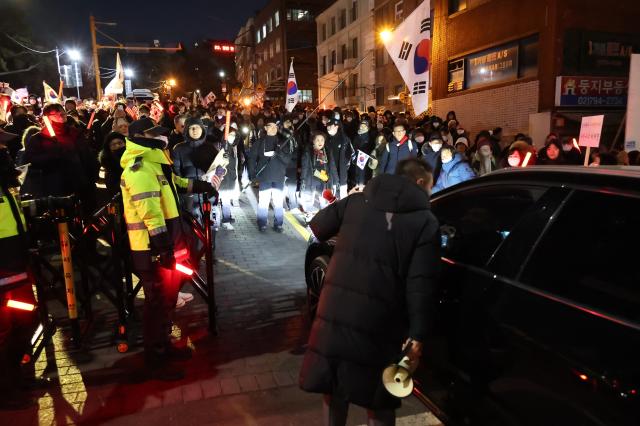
[217,258,272,284]
[284,211,311,241]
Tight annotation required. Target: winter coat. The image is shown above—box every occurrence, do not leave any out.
[99,132,126,197]
[432,154,476,194]
[326,131,353,185]
[471,152,498,176]
[218,142,239,192]
[21,123,98,200]
[350,131,375,184]
[300,146,338,191]
[247,134,293,183]
[172,117,217,219]
[300,173,440,410]
[4,114,37,160]
[378,136,418,175]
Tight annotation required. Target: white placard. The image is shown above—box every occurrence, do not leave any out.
[625,54,640,152]
[578,115,604,148]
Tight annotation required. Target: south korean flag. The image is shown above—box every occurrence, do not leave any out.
[285,59,299,112]
[356,150,371,170]
[382,0,431,115]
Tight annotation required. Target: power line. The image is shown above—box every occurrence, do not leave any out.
[3,33,56,54]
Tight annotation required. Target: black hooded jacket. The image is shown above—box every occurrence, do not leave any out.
[99,132,126,197]
[300,174,440,410]
[171,117,214,179]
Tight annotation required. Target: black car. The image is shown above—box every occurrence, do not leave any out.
[305,166,640,425]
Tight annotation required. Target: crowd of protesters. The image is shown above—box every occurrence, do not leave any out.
[1,95,637,225]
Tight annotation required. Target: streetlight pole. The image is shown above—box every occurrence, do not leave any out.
[74,61,81,99]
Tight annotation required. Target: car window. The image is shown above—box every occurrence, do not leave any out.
[488,187,570,278]
[520,190,640,322]
[432,185,546,267]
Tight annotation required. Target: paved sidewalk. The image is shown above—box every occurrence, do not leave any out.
[0,190,440,425]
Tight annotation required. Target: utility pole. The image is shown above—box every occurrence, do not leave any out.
[90,16,101,98]
[90,15,182,99]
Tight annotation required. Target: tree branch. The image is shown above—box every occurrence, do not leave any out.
[0,62,40,75]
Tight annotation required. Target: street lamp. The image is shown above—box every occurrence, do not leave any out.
[168,78,177,87]
[379,29,392,43]
[124,68,135,78]
[218,70,225,78]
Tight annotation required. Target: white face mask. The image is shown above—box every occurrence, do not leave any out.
[227,134,236,144]
[358,127,369,135]
[415,136,425,143]
[327,127,338,136]
[433,122,440,129]
[562,144,572,152]
[508,155,520,167]
[430,142,442,152]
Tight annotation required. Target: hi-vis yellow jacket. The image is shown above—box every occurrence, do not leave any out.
[120,137,191,269]
[0,186,29,278]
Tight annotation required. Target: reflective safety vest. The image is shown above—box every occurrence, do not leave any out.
[0,187,26,240]
[120,138,191,253]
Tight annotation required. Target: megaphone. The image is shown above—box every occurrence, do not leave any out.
[382,351,414,398]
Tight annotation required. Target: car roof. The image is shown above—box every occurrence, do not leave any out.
[433,165,640,198]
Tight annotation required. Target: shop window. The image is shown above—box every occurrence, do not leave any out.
[448,59,464,93]
[300,89,312,103]
[519,35,539,78]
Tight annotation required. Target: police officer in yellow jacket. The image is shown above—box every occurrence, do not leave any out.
[0,145,39,409]
[121,118,220,381]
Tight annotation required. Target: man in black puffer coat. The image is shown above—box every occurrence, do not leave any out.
[300,158,440,426]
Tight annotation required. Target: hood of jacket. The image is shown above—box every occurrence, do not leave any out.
[183,117,207,146]
[363,174,430,214]
[121,136,171,169]
[441,153,463,172]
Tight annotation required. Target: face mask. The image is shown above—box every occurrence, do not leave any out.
[562,144,572,152]
[415,136,425,143]
[227,134,236,144]
[457,129,464,135]
[327,127,338,136]
[433,122,440,129]
[508,156,520,167]
[430,142,442,152]
[217,114,224,119]
[376,123,384,131]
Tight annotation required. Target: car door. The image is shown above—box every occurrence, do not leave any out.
[418,184,550,425]
[484,189,640,425]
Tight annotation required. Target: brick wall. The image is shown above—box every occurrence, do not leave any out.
[432,80,539,137]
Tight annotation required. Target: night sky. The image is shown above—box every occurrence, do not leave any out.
[18,0,268,49]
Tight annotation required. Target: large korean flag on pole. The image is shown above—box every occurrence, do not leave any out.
[285,59,299,112]
[382,0,431,115]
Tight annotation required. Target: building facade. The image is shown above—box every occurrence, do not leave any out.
[242,0,326,105]
[235,17,256,91]
[316,0,377,111]
[375,0,640,143]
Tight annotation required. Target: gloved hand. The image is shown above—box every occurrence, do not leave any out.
[158,250,176,270]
